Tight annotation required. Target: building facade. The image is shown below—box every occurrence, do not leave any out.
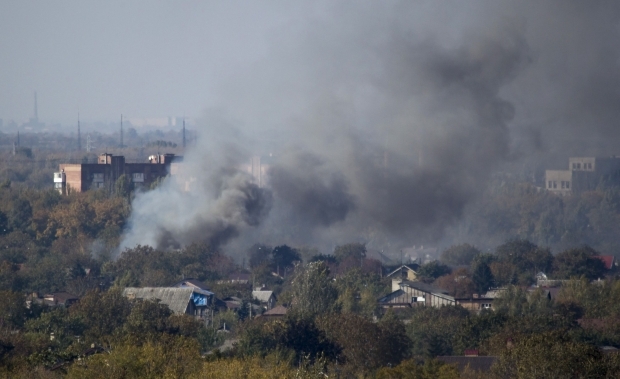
[545,156,620,194]
[54,153,180,194]
[379,280,456,309]
[122,287,213,319]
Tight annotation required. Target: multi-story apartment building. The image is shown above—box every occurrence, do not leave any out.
[53,153,181,194]
[545,156,620,194]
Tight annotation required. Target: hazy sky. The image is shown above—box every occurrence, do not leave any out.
[0,1,306,123]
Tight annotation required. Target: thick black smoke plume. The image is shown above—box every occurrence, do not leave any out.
[121,1,620,254]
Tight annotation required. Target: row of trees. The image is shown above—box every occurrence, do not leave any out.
[0,235,619,377]
[421,240,610,298]
[221,261,620,378]
[453,180,620,254]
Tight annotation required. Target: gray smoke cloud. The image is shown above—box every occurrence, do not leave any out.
[268,151,355,227]
[120,1,620,255]
[119,130,272,251]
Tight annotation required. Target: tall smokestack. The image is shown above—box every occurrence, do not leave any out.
[77,113,81,151]
[183,117,186,149]
[34,91,38,122]
[120,114,123,149]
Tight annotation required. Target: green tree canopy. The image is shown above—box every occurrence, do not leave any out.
[440,243,481,266]
[496,239,553,282]
[289,262,338,319]
[472,261,494,294]
[247,243,272,269]
[271,245,300,270]
[333,243,366,262]
[553,246,607,280]
[417,261,452,281]
[114,174,133,198]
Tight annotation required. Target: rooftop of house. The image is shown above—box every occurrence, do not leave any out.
[594,255,615,270]
[171,278,211,292]
[228,272,251,281]
[122,287,212,314]
[261,305,288,317]
[252,290,275,302]
[385,264,420,278]
[378,289,406,303]
[400,280,452,297]
[43,292,79,305]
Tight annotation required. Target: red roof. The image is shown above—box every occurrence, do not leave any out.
[594,255,615,270]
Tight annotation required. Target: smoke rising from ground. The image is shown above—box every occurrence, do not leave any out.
[120,136,272,251]
[120,1,620,255]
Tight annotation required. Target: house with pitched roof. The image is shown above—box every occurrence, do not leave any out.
[379,280,456,309]
[123,287,214,318]
[259,305,288,319]
[252,290,276,310]
[171,278,211,291]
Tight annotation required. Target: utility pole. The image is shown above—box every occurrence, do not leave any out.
[34,91,38,122]
[182,117,186,149]
[77,113,81,151]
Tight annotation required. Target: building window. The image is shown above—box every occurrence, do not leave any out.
[566,181,570,189]
[577,163,581,169]
[482,303,491,309]
[132,173,145,183]
[588,163,592,170]
[92,173,104,182]
[553,181,557,189]
[572,163,577,169]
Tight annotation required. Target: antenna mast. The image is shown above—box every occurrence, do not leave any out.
[77,113,81,151]
[120,114,123,149]
[34,91,38,122]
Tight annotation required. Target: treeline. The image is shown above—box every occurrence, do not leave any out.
[3,261,620,377]
[455,181,620,253]
[414,240,610,298]
[6,145,620,257]
[0,230,618,377]
[0,183,129,295]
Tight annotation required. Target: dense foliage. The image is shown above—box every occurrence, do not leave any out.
[2,151,620,377]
